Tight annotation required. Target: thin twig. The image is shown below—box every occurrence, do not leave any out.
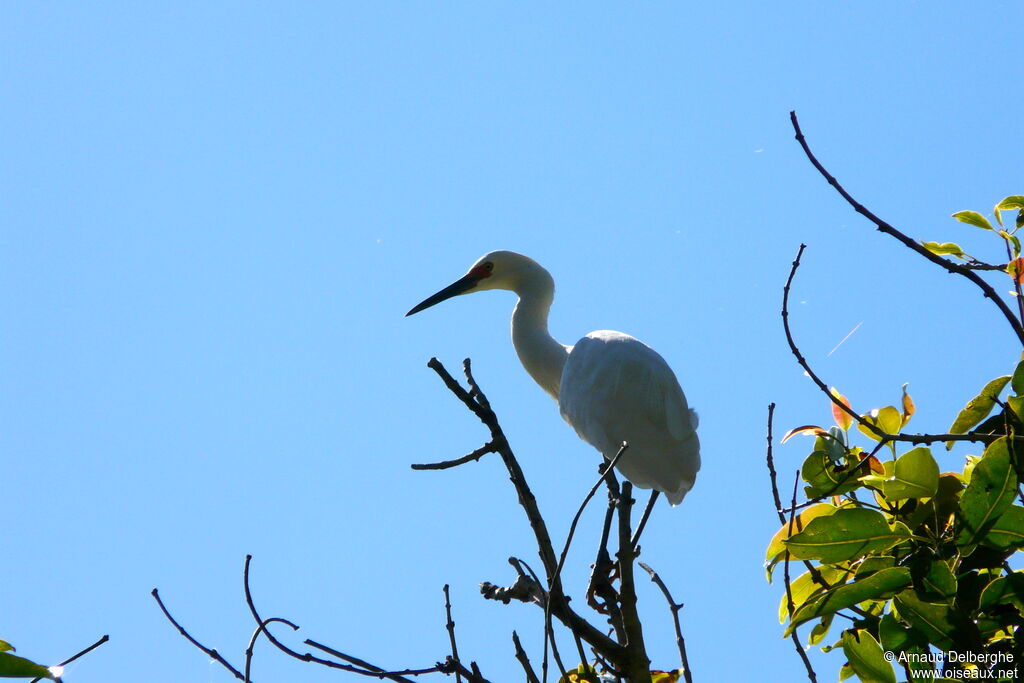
[789,110,1024,347]
[783,471,818,683]
[241,555,421,682]
[246,618,299,683]
[766,403,786,525]
[29,635,110,683]
[638,562,693,683]
[543,443,629,681]
[411,442,498,470]
[512,631,541,683]
[421,359,626,669]
[443,585,463,683]
[151,588,245,681]
[629,490,660,552]
[782,244,999,447]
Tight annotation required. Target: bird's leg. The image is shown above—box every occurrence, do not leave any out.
[629,490,660,553]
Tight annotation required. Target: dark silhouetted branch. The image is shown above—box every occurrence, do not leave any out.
[615,482,651,682]
[766,403,786,525]
[29,635,110,683]
[512,631,541,683]
[789,110,1024,347]
[246,618,298,683]
[152,588,245,681]
[443,585,463,683]
[783,471,817,683]
[638,562,692,683]
[783,244,1005,447]
[417,358,626,668]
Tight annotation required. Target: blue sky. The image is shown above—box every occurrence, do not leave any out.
[3,2,1022,681]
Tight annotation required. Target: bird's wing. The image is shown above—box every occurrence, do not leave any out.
[558,330,696,455]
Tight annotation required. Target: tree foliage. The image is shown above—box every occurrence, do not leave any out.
[769,193,1024,683]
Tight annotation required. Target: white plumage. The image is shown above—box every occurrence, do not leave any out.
[407,250,700,505]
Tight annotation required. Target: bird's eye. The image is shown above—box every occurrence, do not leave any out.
[484,262,494,271]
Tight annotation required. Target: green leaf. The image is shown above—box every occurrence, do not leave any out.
[952,210,993,230]
[997,195,1024,211]
[879,447,939,500]
[958,437,1018,547]
[857,406,903,441]
[841,629,896,683]
[766,503,839,564]
[878,614,934,679]
[855,555,896,579]
[946,376,1011,448]
[1012,361,1024,396]
[784,508,912,563]
[893,589,974,651]
[801,451,859,498]
[978,571,1024,613]
[911,558,957,603]
[981,504,1024,551]
[920,241,966,258]
[0,652,53,679]
[778,565,847,622]
[808,614,834,646]
[786,567,911,635]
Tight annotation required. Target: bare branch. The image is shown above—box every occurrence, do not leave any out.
[246,618,298,683]
[241,555,421,682]
[782,244,1004,447]
[151,588,245,681]
[29,635,110,683]
[766,403,787,525]
[442,585,463,683]
[630,490,660,552]
[512,631,541,683]
[411,442,498,470]
[783,471,818,683]
[637,562,693,683]
[615,482,651,682]
[789,110,1024,347]
[419,358,626,666]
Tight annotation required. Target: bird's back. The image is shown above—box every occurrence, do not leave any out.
[558,330,700,505]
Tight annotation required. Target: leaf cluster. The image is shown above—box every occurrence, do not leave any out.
[768,369,1024,682]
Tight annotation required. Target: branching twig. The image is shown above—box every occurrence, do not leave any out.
[152,588,246,680]
[789,110,1024,347]
[638,562,693,683]
[783,244,1002,447]
[246,618,298,683]
[241,555,423,682]
[543,443,629,680]
[417,358,626,668]
[615,482,650,682]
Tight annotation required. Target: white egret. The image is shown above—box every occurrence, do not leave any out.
[407,251,700,505]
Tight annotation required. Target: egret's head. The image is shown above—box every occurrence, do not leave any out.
[406,250,543,316]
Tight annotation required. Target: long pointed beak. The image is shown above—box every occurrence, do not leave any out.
[406,273,481,316]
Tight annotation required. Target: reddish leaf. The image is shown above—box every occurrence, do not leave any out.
[781,425,828,444]
[901,383,916,426]
[830,388,853,430]
[1008,257,1024,285]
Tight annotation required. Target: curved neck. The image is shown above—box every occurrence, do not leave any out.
[510,271,569,401]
